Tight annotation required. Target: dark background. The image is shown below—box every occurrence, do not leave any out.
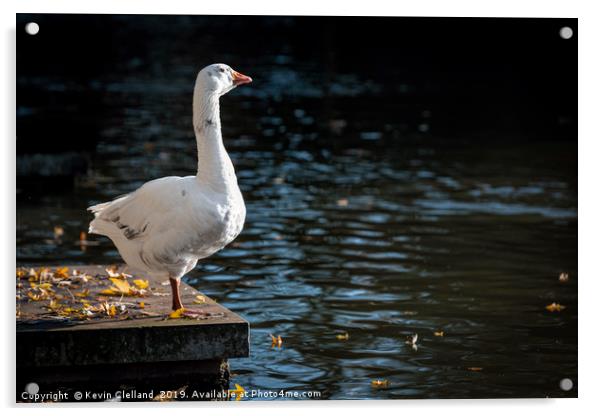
[17,15,576,159]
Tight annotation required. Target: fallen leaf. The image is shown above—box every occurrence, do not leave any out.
[74,289,90,298]
[54,267,69,279]
[105,266,121,278]
[270,333,283,348]
[371,379,390,389]
[109,277,131,294]
[169,308,185,319]
[406,333,418,345]
[434,331,444,337]
[47,299,62,311]
[71,270,90,283]
[30,282,52,290]
[228,384,245,401]
[133,279,149,290]
[53,226,64,239]
[138,301,145,309]
[27,291,43,301]
[336,331,349,341]
[405,333,418,351]
[546,302,566,312]
[193,295,206,304]
[467,367,483,372]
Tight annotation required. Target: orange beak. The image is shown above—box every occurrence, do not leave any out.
[232,70,252,86]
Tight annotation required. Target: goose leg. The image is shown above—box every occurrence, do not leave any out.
[169,276,208,318]
[170,277,183,311]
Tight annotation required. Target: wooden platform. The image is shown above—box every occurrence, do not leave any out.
[16,265,249,398]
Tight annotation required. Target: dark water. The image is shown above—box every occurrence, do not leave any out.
[17,15,577,400]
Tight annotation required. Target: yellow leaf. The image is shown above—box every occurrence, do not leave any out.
[27,291,42,301]
[100,288,119,296]
[228,384,245,401]
[169,308,185,319]
[270,333,283,348]
[336,331,349,341]
[133,279,149,290]
[48,299,62,310]
[30,282,52,290]
[371,379,390,388]
[434,331,444,337]
[545,302,566,312]
[193,295,206,304]
[54,267,69,279]
[74,289,90,298]
[138,301,145,309]
[109,277,131,294]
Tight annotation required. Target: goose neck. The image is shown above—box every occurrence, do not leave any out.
[193,93,236,189]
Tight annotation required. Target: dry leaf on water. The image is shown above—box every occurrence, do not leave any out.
[406,333,418,345]
[371,379,390,389]
[545,302,566,312]
[467,367,483,372]
[434,331,444,337]
[53,226,64,240]
[228,384,245,401]
[336,332,349,341]
[270,333,283,348]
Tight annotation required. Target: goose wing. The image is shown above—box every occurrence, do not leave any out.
[88,176,193,241]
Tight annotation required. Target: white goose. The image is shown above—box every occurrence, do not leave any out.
[88,63,252,315]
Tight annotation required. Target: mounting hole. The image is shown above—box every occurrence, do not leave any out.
[559,26,573,40]
[24,382,39,395]
[25,22,39,36]
[559,378,573,391]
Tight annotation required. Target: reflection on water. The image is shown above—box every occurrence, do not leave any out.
[16,19,577,399]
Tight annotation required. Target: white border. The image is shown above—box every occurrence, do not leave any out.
[3,0,601,414]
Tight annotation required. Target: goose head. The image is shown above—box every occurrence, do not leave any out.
[199,63,252,96]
